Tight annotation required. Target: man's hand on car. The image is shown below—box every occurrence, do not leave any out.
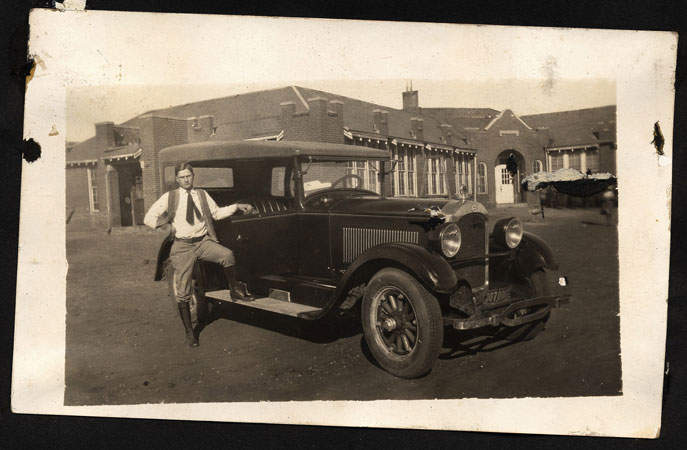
[237,203,253,215]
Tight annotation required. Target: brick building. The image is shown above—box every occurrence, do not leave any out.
[423,104,616,205]
[66,85,616,229]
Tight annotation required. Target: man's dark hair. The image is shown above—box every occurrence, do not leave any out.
[175,162,194,175]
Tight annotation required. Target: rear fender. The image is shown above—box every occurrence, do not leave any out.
[154,234,175,281]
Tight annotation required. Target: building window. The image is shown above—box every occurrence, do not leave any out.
[568,150,582,171]
[532,160,543,173]
[586,148,600,173]
[391,146,417,197]
[455,154,473,194]
[426,153,446,196]
[87,167,99,212]
[346,160,380,194]
[549,153,564,171]
[477,162,488,194]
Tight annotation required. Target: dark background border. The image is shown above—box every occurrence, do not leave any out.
[1,1,685,448]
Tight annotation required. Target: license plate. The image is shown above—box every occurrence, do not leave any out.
[483,288,511,305]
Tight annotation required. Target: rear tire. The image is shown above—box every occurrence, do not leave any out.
[362,268,443,379]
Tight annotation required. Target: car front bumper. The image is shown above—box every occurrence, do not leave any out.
[443,295,571,330]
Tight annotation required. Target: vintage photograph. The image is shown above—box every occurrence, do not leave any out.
[14,10,675,436]
[64,81,620,403]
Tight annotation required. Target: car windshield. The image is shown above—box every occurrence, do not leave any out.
[302,158,383,196]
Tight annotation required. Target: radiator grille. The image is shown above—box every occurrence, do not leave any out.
[343,227,419,263]
[457,213,487,259]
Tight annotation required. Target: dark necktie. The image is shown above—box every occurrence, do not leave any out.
[186,191,202,225]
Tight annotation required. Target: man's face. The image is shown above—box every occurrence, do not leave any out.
[176,169,194,190]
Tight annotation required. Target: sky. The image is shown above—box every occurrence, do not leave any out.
[50,13,635,143]
[66,78,615,142]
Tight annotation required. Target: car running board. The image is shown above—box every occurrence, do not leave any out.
[204,289,322,318]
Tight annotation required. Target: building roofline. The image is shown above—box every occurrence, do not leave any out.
[484,109,532,131]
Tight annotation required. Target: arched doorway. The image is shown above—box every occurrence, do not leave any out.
[494,150,526,204]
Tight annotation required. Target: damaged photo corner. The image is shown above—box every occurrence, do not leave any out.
[13,8,675,438]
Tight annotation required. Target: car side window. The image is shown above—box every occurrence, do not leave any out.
[271,166,288,197]
[163,166,176,192]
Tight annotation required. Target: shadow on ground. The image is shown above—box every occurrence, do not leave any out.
[197,299,363,344]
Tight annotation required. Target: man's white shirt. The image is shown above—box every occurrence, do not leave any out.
[143,188,237,239]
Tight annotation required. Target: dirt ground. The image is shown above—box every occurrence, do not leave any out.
[65,206,620,405]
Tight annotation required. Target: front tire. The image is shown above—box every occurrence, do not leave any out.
[500,269,553,341]
[362,268,444,379]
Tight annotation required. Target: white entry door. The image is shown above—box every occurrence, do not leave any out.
[494,164,514,204]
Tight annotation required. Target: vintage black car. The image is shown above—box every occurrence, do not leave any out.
[154,140,568,378]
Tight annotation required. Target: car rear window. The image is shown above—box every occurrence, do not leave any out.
[194,167,234,188]
[163,166,234,190]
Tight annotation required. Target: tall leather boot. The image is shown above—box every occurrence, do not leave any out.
[177,302,199,347]
[224,266,255,301]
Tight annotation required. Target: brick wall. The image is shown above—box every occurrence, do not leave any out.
[280,97,344,144]
[66,166,90,213]
[469,112,549,205]
[138,115,191,211]
[187,115,215,143]
[107,165,122,227]
[65,164,113,230]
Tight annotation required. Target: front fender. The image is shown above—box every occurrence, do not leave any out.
[512,231,559,279]
[343,242,458,294]
[153,234,174,281]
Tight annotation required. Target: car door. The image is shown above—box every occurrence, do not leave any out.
[216,164,299,282]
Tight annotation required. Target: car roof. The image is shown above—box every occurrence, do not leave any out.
[158,140,391,165]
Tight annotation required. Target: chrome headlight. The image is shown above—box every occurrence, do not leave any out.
[493,217,523,249]
[440,223,462,257]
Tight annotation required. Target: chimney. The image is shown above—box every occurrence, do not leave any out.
[199,115,214,130]
[440,124,453,145]
[307,97,328,116]
[280,101,296,122]
[402,89,419,114]
[330,100,343,118]
[373,109,382,133]
[464,127,480,141]
[410,117,424,141]
[380,111,389,135]
[95,121,115,150]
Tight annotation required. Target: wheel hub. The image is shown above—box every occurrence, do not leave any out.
[382,317,397,331]
[373,290,418,356]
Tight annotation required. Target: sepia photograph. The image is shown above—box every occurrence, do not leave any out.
[64,81,619,403]
[14,9,675,437]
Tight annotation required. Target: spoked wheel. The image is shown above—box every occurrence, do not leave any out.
[373,287,419,356]
[166,261,212,325]
[362,268,443,379]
